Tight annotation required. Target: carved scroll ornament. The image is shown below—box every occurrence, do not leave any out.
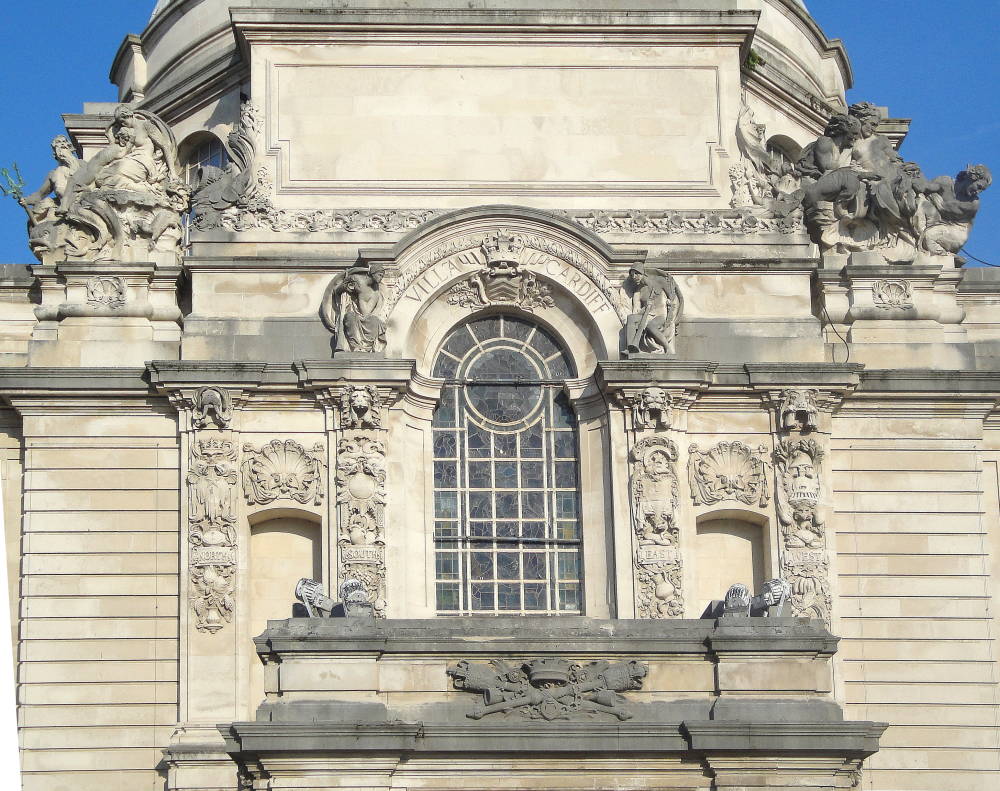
[448,658,647,721]
[630,436,683,618]
[241,439,326,506]
[687,441,770,508]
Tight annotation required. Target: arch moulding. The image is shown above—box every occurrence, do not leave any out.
[360,206,648,374]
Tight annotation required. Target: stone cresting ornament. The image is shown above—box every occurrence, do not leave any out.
[632,387,672,430]
[872,279,913,310]
[340,385,383,430]
[85,276,127,310]
[192,386,233,430]
[335,437,388,617]
[774,438,831,623]
[448,658,647,722]
[623,264,682,354]
[687,441,770,508]
[241,439,327,506]
[630,437,684,618]
[20,106,190,265]
[187,438,239,633]
[320,264,387,354]
[788,101,991,263]
[778,388,819,433]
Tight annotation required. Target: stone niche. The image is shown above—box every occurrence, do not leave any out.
[209,617,884,791]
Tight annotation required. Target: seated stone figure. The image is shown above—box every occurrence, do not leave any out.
[17,136,80,258]
[914,165,992,256]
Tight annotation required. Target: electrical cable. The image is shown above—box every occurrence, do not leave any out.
[960,247,999,268]
[821,302,851,364]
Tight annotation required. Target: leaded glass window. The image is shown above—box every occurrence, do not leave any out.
[432,315,583,615]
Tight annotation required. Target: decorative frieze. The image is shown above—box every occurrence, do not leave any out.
[448,657,647,721]
[630,436,683,618]
[241,439,327,506]
[335,436,387,617]
[187,437,239,633]
[774,438,831,622]
[687,441,770,508]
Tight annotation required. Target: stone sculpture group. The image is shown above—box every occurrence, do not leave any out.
[732,100,991,263]
[16,106,190,265]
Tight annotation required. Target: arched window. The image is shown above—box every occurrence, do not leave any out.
[431,315,583,615]
[178,131,229,185]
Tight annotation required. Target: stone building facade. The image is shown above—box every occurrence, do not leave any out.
[1,1,998,790]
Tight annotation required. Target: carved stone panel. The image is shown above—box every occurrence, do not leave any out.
[630,436,683,618]
[335,437,387,617]
[687,441,770,508]
[448,658,647,721]
[872,279,913,310]
[187,437,239,633]
[241,439,326,506]
[774,438,831,623]
[85,276,127,310]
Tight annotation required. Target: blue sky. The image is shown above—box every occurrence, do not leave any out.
[0,1,997,265]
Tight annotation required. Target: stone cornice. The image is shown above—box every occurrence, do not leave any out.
[220,719,884,757]
[254,616,837,658]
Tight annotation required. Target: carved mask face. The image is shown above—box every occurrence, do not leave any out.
[349,389,372,412]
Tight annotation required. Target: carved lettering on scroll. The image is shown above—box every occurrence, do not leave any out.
[630,436,683,618]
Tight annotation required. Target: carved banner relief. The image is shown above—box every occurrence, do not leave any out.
[187,436,239,633]
[334,386,389,617]
[630,436,684,618]
[774,437,832,623]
